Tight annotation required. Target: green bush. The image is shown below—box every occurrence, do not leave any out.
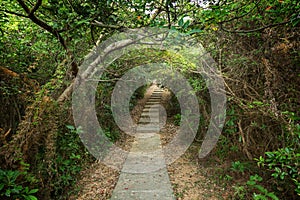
[50,125,91,199]
[246,174,279,200]
[173,113,181,126]
[0,167,38,200]
[256,115,300,196]
[257,146,300,195]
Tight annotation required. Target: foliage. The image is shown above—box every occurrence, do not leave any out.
[231,174,279,199]
[0,164,38,200]
[48,124,91,199]
[214,106,240,158]
[256,118,300,196]
[231,161,247,173]
[173,114,181,126]
[233,185,247,199]
[194,0,300,32]
[246,174,279,200]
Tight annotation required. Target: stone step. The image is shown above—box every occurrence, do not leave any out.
[139,117,159,123]
[149,96,161,98]
[147,98,160,102]
[146,99,160,102]
[147,101,161,104]
[136,126,160,132]
[143,106,160,110]
[111,168,175,200]
[149,95,161,97]
[141,112,158,116]
[144,104,160,107]
[137,123,160,127]
[150,98,161,101]
[142,110,159,114]
[111,134,175,199]
[145,102,161,106]
[142,108,158,112]
[152,93,163,95]
[145,103,160,106]
[150,96,161,99]
[151,92,162,95]
[111,86,174,200]
[130,135,161,152]
[111,189,175,200]
[134,132,157,139]
[150,94,162,97]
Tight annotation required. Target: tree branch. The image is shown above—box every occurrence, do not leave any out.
[57,81,74,103]
[90,25,97,46]
[220,0,261,24]
[91,20,121,29]
[16,0,67,49]
[219,20,291,33]
[146,0,165,25]
[166,0,171,29]
[16,0,30,13]
[15,0,78,77]
[0,66,19,77]
[29,0,42,16]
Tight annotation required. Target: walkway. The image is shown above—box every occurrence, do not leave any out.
[111,86,175,200]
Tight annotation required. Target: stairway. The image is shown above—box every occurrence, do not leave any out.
[111,86,175,200]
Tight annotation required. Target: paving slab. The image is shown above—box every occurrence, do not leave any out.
[110,169,174,200]
[111,87,174,200]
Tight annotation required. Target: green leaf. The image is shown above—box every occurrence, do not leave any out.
[178,17,184,27]
[0,183,4,191]
[182,20,190,30]
[23,195,38,200]
[28,195,38,200]
[252,101,264,106]
[11,185,22,193]
[29,188,38,194]
[247,180,256,186]
[267,192,279,200]
[254,184,268,193]
[5,189,11,197]
[187,29,202,35]
[66,125,75,130]
[253,193,267,200]
[250,174,263,182]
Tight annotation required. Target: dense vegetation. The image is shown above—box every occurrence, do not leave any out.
[0,0,299,199]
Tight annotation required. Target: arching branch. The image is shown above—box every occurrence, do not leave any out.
[219,20,291,33]
[220,0,261,24]
[92,20,121,29]
[0,66,19,78]
[14,0,78,77]
[29,0,42,16]
[16,0,68,50]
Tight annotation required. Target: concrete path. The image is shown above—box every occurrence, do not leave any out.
[111,86,175,200]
